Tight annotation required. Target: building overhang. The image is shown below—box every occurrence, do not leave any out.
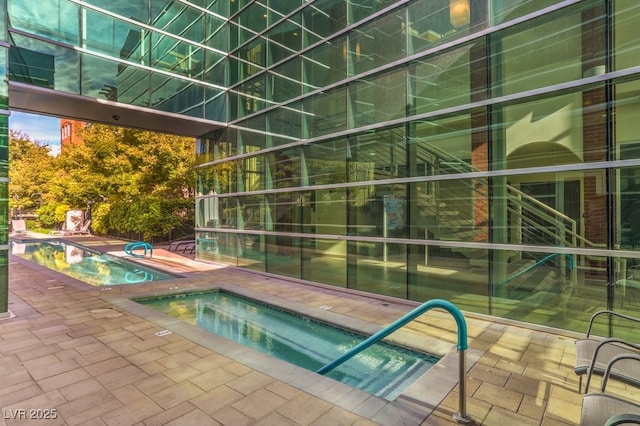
[8,82,225,137]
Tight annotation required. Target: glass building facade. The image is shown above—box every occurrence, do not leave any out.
[3,0,640,334]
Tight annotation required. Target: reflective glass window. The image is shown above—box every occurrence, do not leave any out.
[302,0,347,46]
[408,41,486,115]
[83,0,149,23]
[82,54,135,104]
[407,0,476,55]
[303,138,348,185]
[269,57,303,103]
[236,2,268,36]
[349,11,406,76]
[151,32,204,79]
[347,238,407,298]
[9,34,80,94]
[615,1,640,71]
[266,16,302,65]
[490,0,563,25]
[350,68,406,128]
[302,238,347,287]
[240,154,265,192]
[492,86,606,171]
[304,87,347,138]
[348,0,397,25]
[492,0,604,97]
[348,127,407,183]
[213,160,238,194]
[303,36,347,92]
[266,104,303,141]
[266,148,301,189]
[8,0,79,45]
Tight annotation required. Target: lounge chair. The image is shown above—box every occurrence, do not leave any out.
[71,220,91,235]
[11,219,28,235]
[580,354,640,426]
[575,310,640,393]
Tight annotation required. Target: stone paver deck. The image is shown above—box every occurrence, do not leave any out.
[1,235,636,425]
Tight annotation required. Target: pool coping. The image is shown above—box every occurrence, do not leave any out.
[104,282,482,425]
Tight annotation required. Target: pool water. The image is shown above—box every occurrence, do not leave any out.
[11,240,175,286]
[138,291,438,400]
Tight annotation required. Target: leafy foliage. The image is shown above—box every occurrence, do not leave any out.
[9,125,196,238]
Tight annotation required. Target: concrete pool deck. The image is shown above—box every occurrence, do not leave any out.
[1,235,633,425]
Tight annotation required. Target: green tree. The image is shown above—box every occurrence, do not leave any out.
[8,130,56,218]
[56,124,196,239]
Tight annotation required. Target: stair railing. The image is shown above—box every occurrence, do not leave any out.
[316,299,472,424]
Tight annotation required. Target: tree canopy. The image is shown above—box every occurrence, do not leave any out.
[9,124,196,239]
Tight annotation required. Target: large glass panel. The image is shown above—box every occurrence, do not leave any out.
[162,6,205,44]
[0,115,7,178]
[266,104,303,141]
[303,138,348,185]
[83,9,147,62]
[492,0,604,98]
[407,0,476,55]
[266,16,302,66]
[304,188,347,236]
[302,237,347,287]
[348,0,397,25]
[82,54,139,104]
[492,86,606,170]
[490,248,609,335]
[406,172,485,244]
[240,154,264,192]
[266,147,301,189]
[213,160,238,194]
[347,183,406,240]
[303,36,347,92]
[204,89,226,121]
[347,240,407,299]
[349,10,406,76]
[266,192,301,279]
[350,68,406,128]
[348,127,407,183]
[0,50,7,109]
[492,169,604,252]
[270,57,302,103]
[236,37,267,81]
[304,87,347,138]
[618,166,640,250]
[408,41,486,115]
[83,0,149,23]
[302,0,347,46]
[267,0,303,17]
[197,230,239,266]
[615,0,640,71]
[8,0,79,45]
[490,0,564,25]
[9,34,80,94]
[236,2,268,35]
[236,74,267,117]
[151,32,204,79]
[237,194,266,271]
[407,243,488,314]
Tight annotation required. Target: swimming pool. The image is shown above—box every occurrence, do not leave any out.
[137,290,439,401]
[10,239,175,286]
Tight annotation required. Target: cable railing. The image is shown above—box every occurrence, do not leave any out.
[316,299,472,424]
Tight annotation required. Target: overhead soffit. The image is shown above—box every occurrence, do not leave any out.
[8,82,225,138]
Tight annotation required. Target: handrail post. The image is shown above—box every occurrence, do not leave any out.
[454,348,471,423]
[315,299,471,423]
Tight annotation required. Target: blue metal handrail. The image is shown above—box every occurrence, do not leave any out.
[315,299,471,423]
[502,253,574,285]
[124,241,153,258]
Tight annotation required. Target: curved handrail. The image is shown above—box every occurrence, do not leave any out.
[501,253,574,285]
[315,299,471,423]
[124,242,153,258]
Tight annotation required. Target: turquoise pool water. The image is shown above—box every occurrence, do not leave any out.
[11,239,175,286]
[137,291,438,400]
